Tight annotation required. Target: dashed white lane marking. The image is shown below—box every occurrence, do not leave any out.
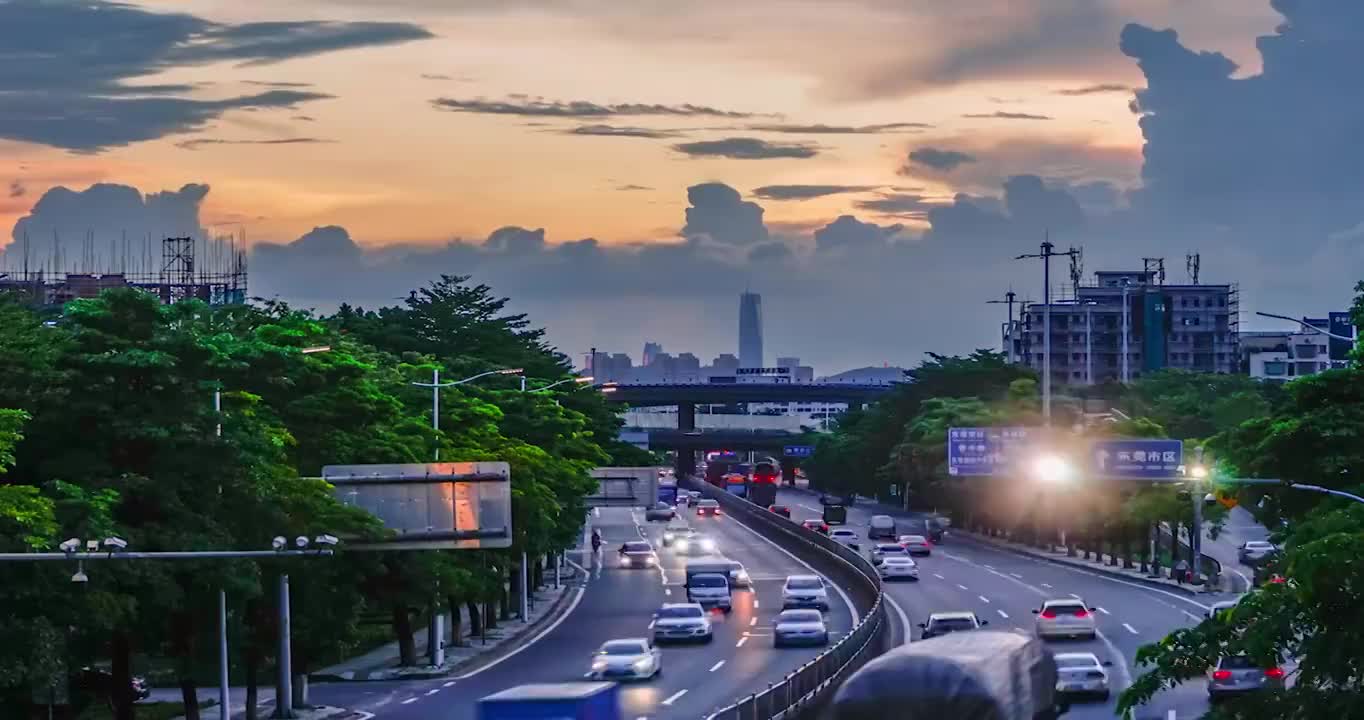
[664,588,672,596]
[997,609,1009,619]
[753,600,759,608]
[736,636,749,647]
[1010,572,1023,579]
[1167,710,1177,720]
[750,617,757,626]
[401,698,418,705]
[957,584,969,590]
[1123,623,1140,635]
[661,690,688,706]
[1097,607,1110,615]
[984,564,995,570]
[1040,582,1053,588]
[1182,610,1202,622]
[425,689,439,696]
[933,573,945,579]
[710,660,726,672]
[1070,593,1083,599]
[442,680,456,688]
[648,620,656,629]
[978,595,991,604]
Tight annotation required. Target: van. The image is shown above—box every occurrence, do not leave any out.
[869,515,896,539]
[684,571,732,612]
[685,559,749,589]
[823,504,848,525]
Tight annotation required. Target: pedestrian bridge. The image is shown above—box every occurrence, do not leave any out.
[620,410,808,433]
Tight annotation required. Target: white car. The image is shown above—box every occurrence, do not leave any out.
[830,528,861,551]
[1238,540,1277,565]
[782,575,830,610]
[1033,598,1098,640]
[589,638,661,680]
[878,555,919,581]
[1054,652,1112,700]
[673,533,717,556]
[869,542,909,565]
[652,602,713,644]
[773,609,829,647]
[898,534,932,556]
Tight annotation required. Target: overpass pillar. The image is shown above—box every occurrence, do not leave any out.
[676,402,697,479]
[676,451,696,479]
[678,402,696,432]
[780,458,797,486]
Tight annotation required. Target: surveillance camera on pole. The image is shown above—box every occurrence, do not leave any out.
[59,538,81,555]
[313,534,339,547]
[85,540,100,552]
[272,536,288,551]
[103,537,128,551]
[295,536,310,549]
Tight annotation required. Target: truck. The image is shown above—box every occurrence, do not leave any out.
[657,484,678,506]
[747,480,778,508]
[829,631,1069,720]
[478,682,620,720]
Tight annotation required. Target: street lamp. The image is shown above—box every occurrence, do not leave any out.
[522,375,594,392]
[1030,453,1075,485]
[412,367,524,461]
[1254,311,1357,342]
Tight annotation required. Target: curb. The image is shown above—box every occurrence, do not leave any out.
[952,531,1212,597]
[311,577,586,683]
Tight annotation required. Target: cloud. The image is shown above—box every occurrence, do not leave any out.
[751,185,878,201]
[0,0,431,151]
[420,73,454,80]
[7,181,24,199]
[746,122,931,134]
[431,97,758,118]
[853,193,938,218]
[292,115,317,122]
[616,184,654,191]
[1054,83,1131,96]
[814,215,905,254]
[174,137,333,150]
[682,183,768,245]
[906,147,977,171]
[560,125,680,139]
[961,111,1054,120]
[672,137,818,160]
[243,80,314,88]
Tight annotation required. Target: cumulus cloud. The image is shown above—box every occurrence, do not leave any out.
[682,183,768,246]
[560,125,680,139]
[746,122,931,134]
[814,215,905,254]
[961,111,1054,120]
[431,97,757,118]
[672,137,818,160]
[906,147,977,171]
[0,0,431,151]
[854,193,938,218]
[751,185,878,201]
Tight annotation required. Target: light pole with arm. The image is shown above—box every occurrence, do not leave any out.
[1254,311,1358,342]
[1016,241,1080,424]
[412,368,523,461]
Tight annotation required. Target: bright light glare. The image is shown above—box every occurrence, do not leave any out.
[1189,464,1209,479]
[575,376,594,383]
[1031,454,1075,484]
[498,368,525,375]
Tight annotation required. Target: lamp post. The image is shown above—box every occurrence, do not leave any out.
[1016,241,1080,424]
[1121,280,1132,383]
[1084,301,1097,385]
[524,376,594,393]
[412,368,524,461]
[1254,311,1358,342]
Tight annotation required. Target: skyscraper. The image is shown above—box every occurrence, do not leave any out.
[642,342,664,366]
[739,292,764,369]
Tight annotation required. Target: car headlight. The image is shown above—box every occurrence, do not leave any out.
[701,540,716,551]
[645,556,655,565]
[675,540,689,551]
[632,658,652,671]
[664,532,674,540]
[619,556,631,566]
[737,571,749,581]
[592,659,608,671]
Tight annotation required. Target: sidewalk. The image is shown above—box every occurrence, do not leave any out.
[312,562,585,682]
[148,688,364,720]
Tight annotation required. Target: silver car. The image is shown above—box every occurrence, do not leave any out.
[781,575,830,610]
[773,609,828,647]
[1054,652,1112,700]
[652,603,713,644]
[589,638,661,680]
[1033,598,1098,640]
[1238,540,1277,566]
[1208,656,1285,700]
[878,555,920,581]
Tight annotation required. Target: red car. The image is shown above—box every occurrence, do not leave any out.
[801,519,830,535]
[769,505,791,518]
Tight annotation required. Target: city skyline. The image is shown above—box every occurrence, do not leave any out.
[4,0,1364,370]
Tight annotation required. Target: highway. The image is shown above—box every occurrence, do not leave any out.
[309,505,857,719]
[775,486,1241,720]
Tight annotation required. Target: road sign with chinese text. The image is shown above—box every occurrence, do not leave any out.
[783,445,814,458]
[1090,440,1183,480]
[947,427,1032,476]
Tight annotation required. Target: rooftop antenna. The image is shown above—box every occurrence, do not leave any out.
[1142,257,1165,285]
[1186,252,1200,285]
[987,289,1019,363]
[1068,246,1084,299]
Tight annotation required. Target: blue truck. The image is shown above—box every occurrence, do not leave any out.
[478,682,620,720]
[658,484,678,505]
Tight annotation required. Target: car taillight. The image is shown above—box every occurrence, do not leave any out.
[1073,609,1089,618]
[1264,667,1285,679]
[1040,610,1057,619]
[1212,670,1232,681]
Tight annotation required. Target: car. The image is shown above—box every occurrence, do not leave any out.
[1033,598,1098,640]
[769,504,792,518]
[688,490,702,500]
[878,555,920,581]
[773,609,829,647]
[661,525,695,548]
[652,602,713,643]
[1053,652,1112,700]
[1206,600,1237,619]
[801,518,830,535]
[919,612,987,639]
[645,501,676,522]
[869,514,897,539]
[589,638,661,680]
[1207,655,1286,701]
[696,499,721,516]
[1238,540,1277,566]
[830,528,861,551]
[617,541,658,569]
[781,574,831,610]
[869,542,909,566]
[899,534,932,556]
[685,571,732,612]
[688,557,751,588]
[673,532,717,556]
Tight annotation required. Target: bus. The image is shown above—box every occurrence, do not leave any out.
[704,452,742,487]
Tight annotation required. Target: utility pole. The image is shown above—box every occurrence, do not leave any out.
[1190,446,1206,583]
[1015,239,1080,424]
[1121,281,1132,383]
[1085,302,1094,385]
[987,291,1018,362]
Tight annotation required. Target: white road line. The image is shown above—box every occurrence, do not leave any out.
[1182,610,1202,622]
[442,680,456,688]
[978,595,991,604]
[661,690,688,706]
[664,588,671,596]
[984,564,995,570]
[1097,607,1110,615]
[721,508,860,623]
[354,714,376,720]
[997,609,1009,619]
[1168,710,1177,720]
[455,585,586,679]
[1123,623,1139,635]
[648,620,656,629]
[1070,593,1082,599]
[425,689,440,696]
[956,584,969,591]
[753,600,759,608]
[710,660,726,672]
[736,636,749,647]
[401,698,418,705]
[750,617,757,626]
[933,573,945,579]
[1040,582,1052,588]
[1010,572,1023,579]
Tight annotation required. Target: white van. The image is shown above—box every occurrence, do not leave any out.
[869,514,896,539]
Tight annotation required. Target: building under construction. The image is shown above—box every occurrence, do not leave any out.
[0,234,247,307]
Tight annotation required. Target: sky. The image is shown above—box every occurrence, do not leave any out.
[4,0,1363,372]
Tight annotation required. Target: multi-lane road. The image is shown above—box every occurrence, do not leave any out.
[773,486,1240,720]
[310,504,858,719]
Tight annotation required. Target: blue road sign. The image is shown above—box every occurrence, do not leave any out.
[783,445,814,458]
[947,427,1031,476]
[1091,440,1183,480]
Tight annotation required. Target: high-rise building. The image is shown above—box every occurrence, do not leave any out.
[739,292,764,369]
[642,342,664,366]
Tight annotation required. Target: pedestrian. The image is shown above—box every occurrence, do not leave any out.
[1174,558,1188,585]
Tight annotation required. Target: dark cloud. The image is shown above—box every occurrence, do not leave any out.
[961,111,1054,120]
[682,183,768,245]
[7,181,24,199]
[0,0,430,151]
[243,80,314,88]
[854,193,937,217]
[561,125,679,139]
[292,115,317,122]
[1054,83,1130,96]
[814,215,905,254]
[748,241,794,263]
[616,184,654,191]
[671,137,818,160]
[174,137,333,150]
[431,97,758,118]
[751,185,878,201]
[746,122,931,134]
[905,147,977,171]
